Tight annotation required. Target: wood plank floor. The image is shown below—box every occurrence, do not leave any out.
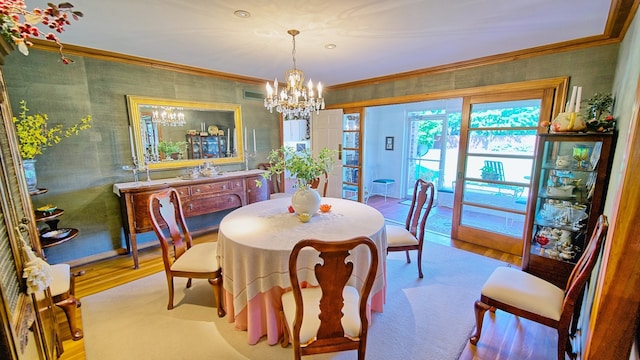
[57,196,557,360]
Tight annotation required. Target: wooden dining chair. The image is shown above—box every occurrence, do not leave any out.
[47,263,83,340]
[308,171,328,197]
[148,188,225,317]
[469,215,609,360]
[257,162,280,194]
[280,236,379,360]
[386,179,435,278]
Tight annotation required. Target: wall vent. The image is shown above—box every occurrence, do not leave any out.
[243,90,264,100]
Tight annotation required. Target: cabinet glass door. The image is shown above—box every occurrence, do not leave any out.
[342,112,361,200]
[532,138,603,263]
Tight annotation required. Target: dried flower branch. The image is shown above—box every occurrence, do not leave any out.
[0,0,83,63]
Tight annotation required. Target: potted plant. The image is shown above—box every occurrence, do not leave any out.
[258,146,337,215]
[13,100,92,190]
[157,140,187,160]
[583,92,615,132]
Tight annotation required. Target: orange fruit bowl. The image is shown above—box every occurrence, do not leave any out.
[319,204,332,213]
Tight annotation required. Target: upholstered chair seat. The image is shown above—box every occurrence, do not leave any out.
[386,226,420,247]
[170,242,220,273]
[481,267,564,321]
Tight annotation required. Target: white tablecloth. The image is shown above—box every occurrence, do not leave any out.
[217,196,387,344]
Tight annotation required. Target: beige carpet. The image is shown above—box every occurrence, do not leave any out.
[82,241,507,359]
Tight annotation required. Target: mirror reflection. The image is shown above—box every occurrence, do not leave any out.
[126,96,244,170]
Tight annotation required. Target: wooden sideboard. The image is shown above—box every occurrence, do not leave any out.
[114,169,268,268]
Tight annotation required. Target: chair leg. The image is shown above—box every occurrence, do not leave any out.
[167,275,175,310]
[55,295,83,340]
[280,309,290,348]
[405,250,411,264]
[208,275,226,318]
[558,330,568,360]
[469,300,491,345]
[417,249,424,279]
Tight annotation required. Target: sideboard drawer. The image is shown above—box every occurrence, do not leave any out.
[191,181,230,195]
[175,186,190,198]
[183,194,243,216]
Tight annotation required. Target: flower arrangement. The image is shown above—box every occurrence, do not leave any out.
[0,1,83,63]
[13,100,92,159]
[583,93,615,133]
[258,146,337,189]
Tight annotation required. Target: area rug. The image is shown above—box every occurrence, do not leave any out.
[81,242,507,360]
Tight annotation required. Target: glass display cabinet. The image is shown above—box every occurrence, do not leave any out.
[522,132,615,288]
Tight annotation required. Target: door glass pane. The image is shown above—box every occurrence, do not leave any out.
[405,99,462,197]
[461,99,539,238]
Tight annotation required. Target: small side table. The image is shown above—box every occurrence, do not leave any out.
[372,178,395,201]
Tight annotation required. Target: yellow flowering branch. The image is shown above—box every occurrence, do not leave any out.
[12,100,92,159]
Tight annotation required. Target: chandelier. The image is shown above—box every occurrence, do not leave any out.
[152,107,186,127]
[264,29,324,119]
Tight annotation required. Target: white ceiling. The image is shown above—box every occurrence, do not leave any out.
[58,0,616,86]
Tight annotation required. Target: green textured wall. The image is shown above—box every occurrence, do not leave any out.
[3,49,279,264]
[2,43,619,265]
[326,44,619,105]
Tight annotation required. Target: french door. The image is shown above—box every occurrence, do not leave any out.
[452,90,554,255]
[405,114,456,198]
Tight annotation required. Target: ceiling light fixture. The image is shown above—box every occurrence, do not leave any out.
[264,29,324,119]
[152,107,186,127]
[234,10,250,18]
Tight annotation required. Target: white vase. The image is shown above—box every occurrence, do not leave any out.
[23,159,38,191]
[291,185,321,216]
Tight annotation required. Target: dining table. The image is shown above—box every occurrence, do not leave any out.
[217,196,387,345]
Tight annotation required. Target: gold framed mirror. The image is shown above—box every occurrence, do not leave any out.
[126,95,244,170]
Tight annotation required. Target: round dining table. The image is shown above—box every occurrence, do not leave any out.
[217,196,387,345]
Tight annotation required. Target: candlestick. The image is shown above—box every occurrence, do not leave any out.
[244,127,247,152]
[567,86,577,113]
[253,129,257,153]
[227,128,230,154]
[575,86,582,112]
[233,128,237,154]
[129,126,136,158]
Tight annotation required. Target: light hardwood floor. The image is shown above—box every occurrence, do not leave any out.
[57,196,557,360]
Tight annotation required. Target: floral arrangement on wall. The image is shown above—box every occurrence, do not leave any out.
[0,0,83,63]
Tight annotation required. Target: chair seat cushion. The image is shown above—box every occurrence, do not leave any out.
[171,242,220,273]
[386,225,418,247]
[481,266,565,321]
[282,286,361,344]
